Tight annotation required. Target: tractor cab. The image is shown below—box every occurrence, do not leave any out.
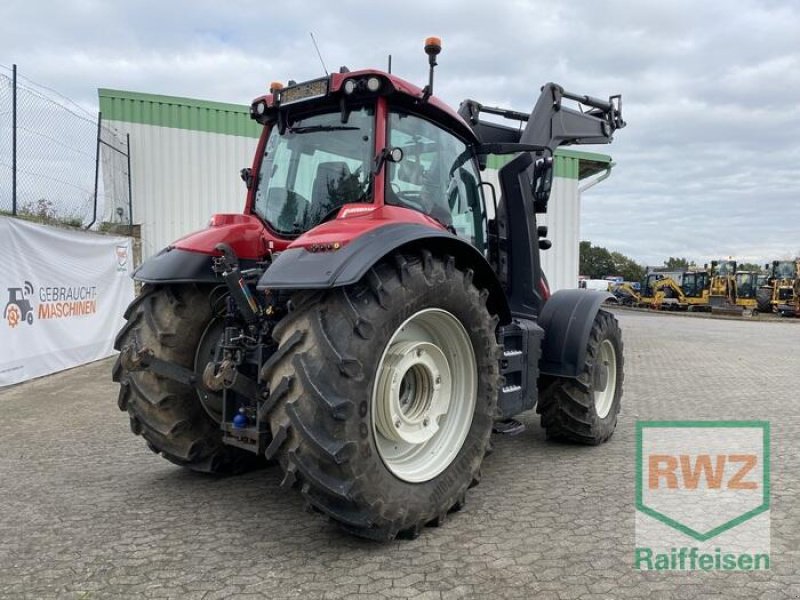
[681,271,709,298]
[715,260,736,277]
[248,86,486,249]
[771,260,797,281]
[246,45,486,253]
[735,271,758,299]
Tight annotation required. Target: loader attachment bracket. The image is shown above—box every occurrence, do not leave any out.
[459,82,625,154]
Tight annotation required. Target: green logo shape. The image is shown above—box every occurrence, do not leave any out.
[636,420,770,541]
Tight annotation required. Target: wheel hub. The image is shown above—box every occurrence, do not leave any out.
[371,308,477,483]
[375,341,452,445]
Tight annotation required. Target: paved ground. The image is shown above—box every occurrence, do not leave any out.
[1,310,798,599]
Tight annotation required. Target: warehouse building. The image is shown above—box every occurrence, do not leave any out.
[98,89,614,292]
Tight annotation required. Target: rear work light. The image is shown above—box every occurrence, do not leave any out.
[342,76,384,95]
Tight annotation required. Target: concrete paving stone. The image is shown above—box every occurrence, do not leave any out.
[0,311,798,599]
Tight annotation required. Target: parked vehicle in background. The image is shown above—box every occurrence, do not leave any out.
[580,278,612,291]
[759,259,800,316]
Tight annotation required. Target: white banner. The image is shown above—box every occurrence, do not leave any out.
[0,216,135,387]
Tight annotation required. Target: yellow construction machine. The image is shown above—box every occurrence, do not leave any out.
[675,270,710,311]
[761,259,800,316]
[708,260,742,315]
[650,277,689,310]
[611,270,710,311]
[733,271,761,314]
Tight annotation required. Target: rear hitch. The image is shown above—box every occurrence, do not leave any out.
[202,359,260,399]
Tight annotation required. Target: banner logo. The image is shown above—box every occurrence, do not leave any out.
[5,281,35,328]
[115,245,129,272]
[635,421,770,571]
[3,281,100,328]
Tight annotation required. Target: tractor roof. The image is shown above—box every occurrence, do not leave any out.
[250,68,478,144]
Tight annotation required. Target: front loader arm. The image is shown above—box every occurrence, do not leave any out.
[522,83,625,153]
[459,82,625,154]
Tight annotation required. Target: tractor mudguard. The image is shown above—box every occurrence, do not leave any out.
[133,247,223,284]
[538,289,613,378]
[258,222,510,323]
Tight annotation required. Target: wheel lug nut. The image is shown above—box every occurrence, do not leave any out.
[423,417,429,427]
[394,419,401,428]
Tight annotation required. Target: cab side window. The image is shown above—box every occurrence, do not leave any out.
[386,111,486,250]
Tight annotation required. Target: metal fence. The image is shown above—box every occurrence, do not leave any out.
[0,65,131,230]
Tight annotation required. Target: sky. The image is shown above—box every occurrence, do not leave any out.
[1,0,799,266]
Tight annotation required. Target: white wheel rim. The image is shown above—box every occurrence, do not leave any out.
[372,308,477,483]
[594,339,617,419]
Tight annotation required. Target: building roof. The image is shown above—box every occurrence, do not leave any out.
[98,88,260,138]
[487,149,613,181]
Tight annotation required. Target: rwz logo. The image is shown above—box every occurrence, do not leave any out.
[648,453,758,491]
[634,421,770,571]
[4,281,35,328]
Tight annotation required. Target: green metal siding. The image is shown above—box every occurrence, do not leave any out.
[98,89,262,138]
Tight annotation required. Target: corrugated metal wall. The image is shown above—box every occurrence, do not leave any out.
[99,89,261,258]
[481,169,580,293]
[103,121,258,257]
[541,176,580,293]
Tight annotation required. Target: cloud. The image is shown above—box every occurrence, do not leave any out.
[1,0,799,265]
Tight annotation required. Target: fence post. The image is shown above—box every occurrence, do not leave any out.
[12,64,17,216]
[87,111,102,229]
[126,133,133,235]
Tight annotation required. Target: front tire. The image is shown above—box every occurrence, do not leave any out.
[261,252,500,540]
[112,284,260,474]
[537,310,623,444]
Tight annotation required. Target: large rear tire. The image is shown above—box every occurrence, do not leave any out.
[112,284,260,474]
[261,252,500,540]
[537,310,623,444]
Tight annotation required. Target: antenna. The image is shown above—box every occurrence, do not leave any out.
[309,32,329,76]
[388,54,392,74]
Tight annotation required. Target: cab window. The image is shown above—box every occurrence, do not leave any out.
[386,111,486,250]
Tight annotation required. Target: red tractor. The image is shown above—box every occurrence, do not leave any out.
[114,38,626,540]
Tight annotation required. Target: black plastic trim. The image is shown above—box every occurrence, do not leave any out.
[133,247,222,284]
[538,289,612,378]
[258,222,510,322]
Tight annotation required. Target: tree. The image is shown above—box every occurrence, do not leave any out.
[663,257,695,270]
[610,252,646,282]
[738,262,763,272]
[580,241,646,282]
[580,241,616,279]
